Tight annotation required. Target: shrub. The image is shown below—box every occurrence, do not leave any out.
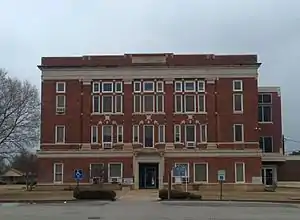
[187,193,202,200]
[73,187,116,201]
[159,189,202,201]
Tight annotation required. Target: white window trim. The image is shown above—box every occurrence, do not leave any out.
[117,125,123,143]
[197,80,205,92]
[92,95,100,113]
[185,124,196,143]
[115,82,123,93]
[233,80,243,92]
[102,125,113,144]
[260,136,273,153]
[198,94,206,113]
[133,95,141,113]
[56,95,66,108]
[174,81,182,92]
[174,125,181,143]
[108,162,123,179]
[158,125,165,143]
[53,163,63,184]
[193,163,208,183]
[156,81,164,92]
[156,95,164,113]
[89,163,104,180]
[55,125,65,143]
[134,81,141,93]
[115,95,123,113]
[200,124,207,143]
[258,105,273,123]
[233,124,244,143]
[235,162,246,183]
[56,82,66,93]
[91,125,98,144]
[101,82,113,93]
[143,95,155,113]
[184,95,196,113]
[102,95,113,113]
[184,81,196,92]
[132,125,139,143]
[259,93,272,104]
[92,82,100,93]
[143,125,154,148]
[143,81,155,93]
[174,163,189,177]
[174,95,183,113]
[233,93,244,113]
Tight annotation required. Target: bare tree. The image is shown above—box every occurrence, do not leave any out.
[0,69,40,159]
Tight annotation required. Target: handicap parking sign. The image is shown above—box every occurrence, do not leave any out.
[217,170,226,182]
[74,169,83,181]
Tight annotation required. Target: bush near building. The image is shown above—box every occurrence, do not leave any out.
[158,189,202,200]
[73,187,116,201]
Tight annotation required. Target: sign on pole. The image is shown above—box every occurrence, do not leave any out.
[217,170,226,182]
[74,169,84,182]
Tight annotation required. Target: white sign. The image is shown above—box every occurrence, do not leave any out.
[217,170,226,181]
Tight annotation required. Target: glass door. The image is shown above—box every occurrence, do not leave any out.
[144,167,156,188]
[262,168,274,186]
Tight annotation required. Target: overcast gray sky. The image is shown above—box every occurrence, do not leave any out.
[0,0,299,152]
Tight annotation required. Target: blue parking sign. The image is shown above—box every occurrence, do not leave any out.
[74,169,83,181]
[173,165,187,177]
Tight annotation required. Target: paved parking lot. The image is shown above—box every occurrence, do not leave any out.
[1,200,300,220]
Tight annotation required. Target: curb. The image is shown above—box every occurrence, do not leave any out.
[158,199,300,204]
[0,199,77,204]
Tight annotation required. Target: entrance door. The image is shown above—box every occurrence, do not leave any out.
[145,167,156,188]
[262,168,274,186]
[138,163,159,189]
[144,125,154,148]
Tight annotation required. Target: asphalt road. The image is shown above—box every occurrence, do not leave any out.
[1,200,300,220]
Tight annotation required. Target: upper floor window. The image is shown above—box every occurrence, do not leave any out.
[233,124,244,142]
[233,94,243,113]
[56,82,66,93]
[134,81,141,93]
[259,94,272,104]
[115,82,123,93]
[55,125,65,143]
[184,81,196,92]
[92,82,100,93]
[102,82,113,93]
[258,94,272,122]
[233,80,243,92]
[174,81,182,92]
[259,136,273,153]
[197,81,205,92]
[156,81,164,92]
[56,95,66,114]
[143,81,154,92]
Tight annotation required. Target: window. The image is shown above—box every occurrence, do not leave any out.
[258,94,272,122]
[115,95,123,113]
[144,125,154,147]
[90,163,104,179]
[174,95,182,113]
[174,81,182,92]
[156,81,164,92]
[102,96,113,113]
[143,95,154,112]
[185,125,195,143]
[134,81,141,93]
[115,82,122,93]
[194,163,208,183]
[92,82,100,93]
[108,163,123,179]
[174,163,189,177]
[200,124,207,143]
[102,125,112,143]
[102,82,113,93]
[233,124,244,142]
[117,125,123,143]
[259,94,272,104]
[91,125,98,144]
[235,162,245,183]
[184,95,195,113]
[197,81,205,92]
[55,125,65,143]
[198,94,205,112]
[143,81,154,92]
[53,163,63,183]
[132,125,139,143]
[56,95,65,108]
[56,82,65,93]
[158,125,165,143]
[92,96,100,113]
[174,125,181,143]
[133,95,141,113]
[156,95,164,112]
[259,136,273,153]
[233,80,243,92]
[233,94,243,113]
[184,81,196,92]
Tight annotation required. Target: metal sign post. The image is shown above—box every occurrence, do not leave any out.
[167,168,172,200]
[217,170,226,201]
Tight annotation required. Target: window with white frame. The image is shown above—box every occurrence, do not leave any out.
[143,95,154,112]
[92,82,100,93]
[184,95,196,113]
[115,82,123,93]
[53,163,63,183]
[185,124,196,143]
[174,81,182,92]
[143,81,154,92]
[184,81,196,92]
[55,125,65,143]
[56,95,65,110]
[102,125,112,143]
[134,81,141,93]
[233,124,244,142]
[158,125,165,143]
[156,81,164,92]
[115,95,123,113]
[90,163,104,179]
[198,94,205,112]
[233,80,243,92]
[174,125,181,143]
[233,94,243,113]
[92,96,100,113]
[259,136,273,153]
[117,125,123,143]
[102,96,113,113]
[235,162,245,183]
[200,124,207,143]
[194,163,208,182]
[91,125,98,144]
[133,95,141,113]
[197,81,205,92]
[108,163,123,179]
[156,95,164,112]
[258,94,272,122]
[56,82,66,93]
[102,82,113,93]
[174,163,189,177]
[174,95,183,113]
[132,125,139,143]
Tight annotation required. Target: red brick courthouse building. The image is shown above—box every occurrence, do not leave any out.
[37,53,286,190]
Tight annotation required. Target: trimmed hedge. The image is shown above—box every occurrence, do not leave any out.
[73,187,116,201]
[159,189,202,201]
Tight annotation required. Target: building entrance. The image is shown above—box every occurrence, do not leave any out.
[138,163,159,189]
